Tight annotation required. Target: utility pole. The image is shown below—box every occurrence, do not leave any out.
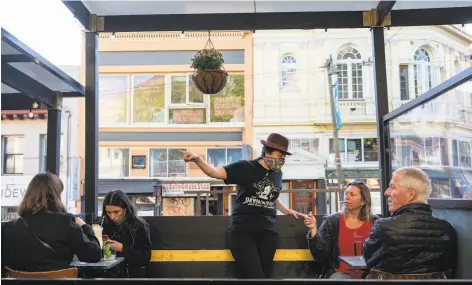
[322,55,345,208]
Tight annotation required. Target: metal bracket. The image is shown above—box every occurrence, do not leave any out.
[88,14,105,32]
[51,92,63,109]
[363,9,391,27]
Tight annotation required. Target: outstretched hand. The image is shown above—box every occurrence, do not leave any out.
[286,209,307,220]
[176,150,199,162]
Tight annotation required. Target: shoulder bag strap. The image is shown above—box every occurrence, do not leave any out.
[19,217,57,253]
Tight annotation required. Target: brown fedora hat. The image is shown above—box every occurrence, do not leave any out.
[260,133,292,155]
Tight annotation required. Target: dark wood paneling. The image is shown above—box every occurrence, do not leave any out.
[143,215,324,250]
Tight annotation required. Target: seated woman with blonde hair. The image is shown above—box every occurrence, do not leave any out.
[304,181,379,279]
[1,173,102,275]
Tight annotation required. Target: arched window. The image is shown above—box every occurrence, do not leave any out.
[335,46,363,99]
[413,48,432,96]
[280,55,297,90]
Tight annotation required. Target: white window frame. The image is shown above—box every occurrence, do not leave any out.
[130,74,168,125]
[168,74,205,106]
[288,138,320,154]
[149,148,187,177]
[335,46,364,100]
[2,136,24,175]
[99,74,131,126]
[400,48,435,101]
[280,55,297,90]
[98,147,130,178]
[206,148,243,167]
[329,137,378,163]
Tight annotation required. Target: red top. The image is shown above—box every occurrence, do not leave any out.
[336,214,373,279]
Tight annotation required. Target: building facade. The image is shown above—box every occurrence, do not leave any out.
[253,26,472,215]
[77,31,254,216]
[1,66,82,220]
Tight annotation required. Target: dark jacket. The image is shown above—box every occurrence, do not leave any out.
[99,217,152,277]
[307,212,379,278]
[363,203,457,275]
[1,212,102,274]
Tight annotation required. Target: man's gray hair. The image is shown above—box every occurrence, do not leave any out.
[393,167,432,202]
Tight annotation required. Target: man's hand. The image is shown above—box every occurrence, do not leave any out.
[177,150,199,163]
[106,240,124,252]
[304,212,317,238]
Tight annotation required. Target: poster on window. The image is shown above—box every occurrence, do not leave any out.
[210,75,245,123]
[99,76,128,124]
[133,75,166,123]
[169,108,206,124]
[162,197,195,216]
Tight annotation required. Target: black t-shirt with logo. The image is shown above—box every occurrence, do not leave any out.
[223,159,282,234]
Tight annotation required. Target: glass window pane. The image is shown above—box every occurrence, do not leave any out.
[227,148,243,165]
[5,137,23,154]
[99,148,129,177]
[171,76,186,104]
[133,75,166,123]
[150,149,167,177]
[189,76,204,104]
[363,138,378,162]
[99,76,128,124]
[168,149,186,177]
[210,75,245,123]
[207,149,226,168]
[346,139,362,162]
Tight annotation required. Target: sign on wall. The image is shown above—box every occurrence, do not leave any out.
[161,183,211,197]
[162,197,195,216]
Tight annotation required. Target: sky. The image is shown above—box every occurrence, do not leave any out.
[1,0,471,67]
[1,0,83,66]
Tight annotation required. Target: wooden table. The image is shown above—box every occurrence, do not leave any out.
[70,257,125,277]
[339,256,368,270]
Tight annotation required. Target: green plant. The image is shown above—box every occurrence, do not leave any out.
[191,48,224,72]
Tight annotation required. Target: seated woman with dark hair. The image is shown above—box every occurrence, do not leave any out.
[304,181,379,279]
[97,190,152,278]
[1,173,101,275]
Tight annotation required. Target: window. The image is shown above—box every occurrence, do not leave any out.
[413,48,433,97]
[336,46,363,99]
[288,138,319,154]
[99,76,128,124]
[399,65,410,101]
[2,136,23,174]
[150,148,186,177]
[452,140,471,168]
[40,135,66,174]
[280,55,297,90]
[210,74,245,123]
[207,148,242,168]
[170,75,204,105]
[329,138,377,163]
[133,75,166,123]
[99,148,130,178]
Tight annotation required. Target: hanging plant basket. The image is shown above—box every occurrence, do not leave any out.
[190,31,228,94]
[191,70,228,94]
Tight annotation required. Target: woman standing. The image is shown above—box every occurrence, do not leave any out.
[99,190,152,278]
[179,133,301,278]
[304,181,378,279]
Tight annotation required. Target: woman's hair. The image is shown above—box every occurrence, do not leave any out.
[18,172,66,217]
[102,190,141,231]
[343,180,373,222]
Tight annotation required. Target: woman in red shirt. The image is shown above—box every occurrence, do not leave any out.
[304,181,378,279]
